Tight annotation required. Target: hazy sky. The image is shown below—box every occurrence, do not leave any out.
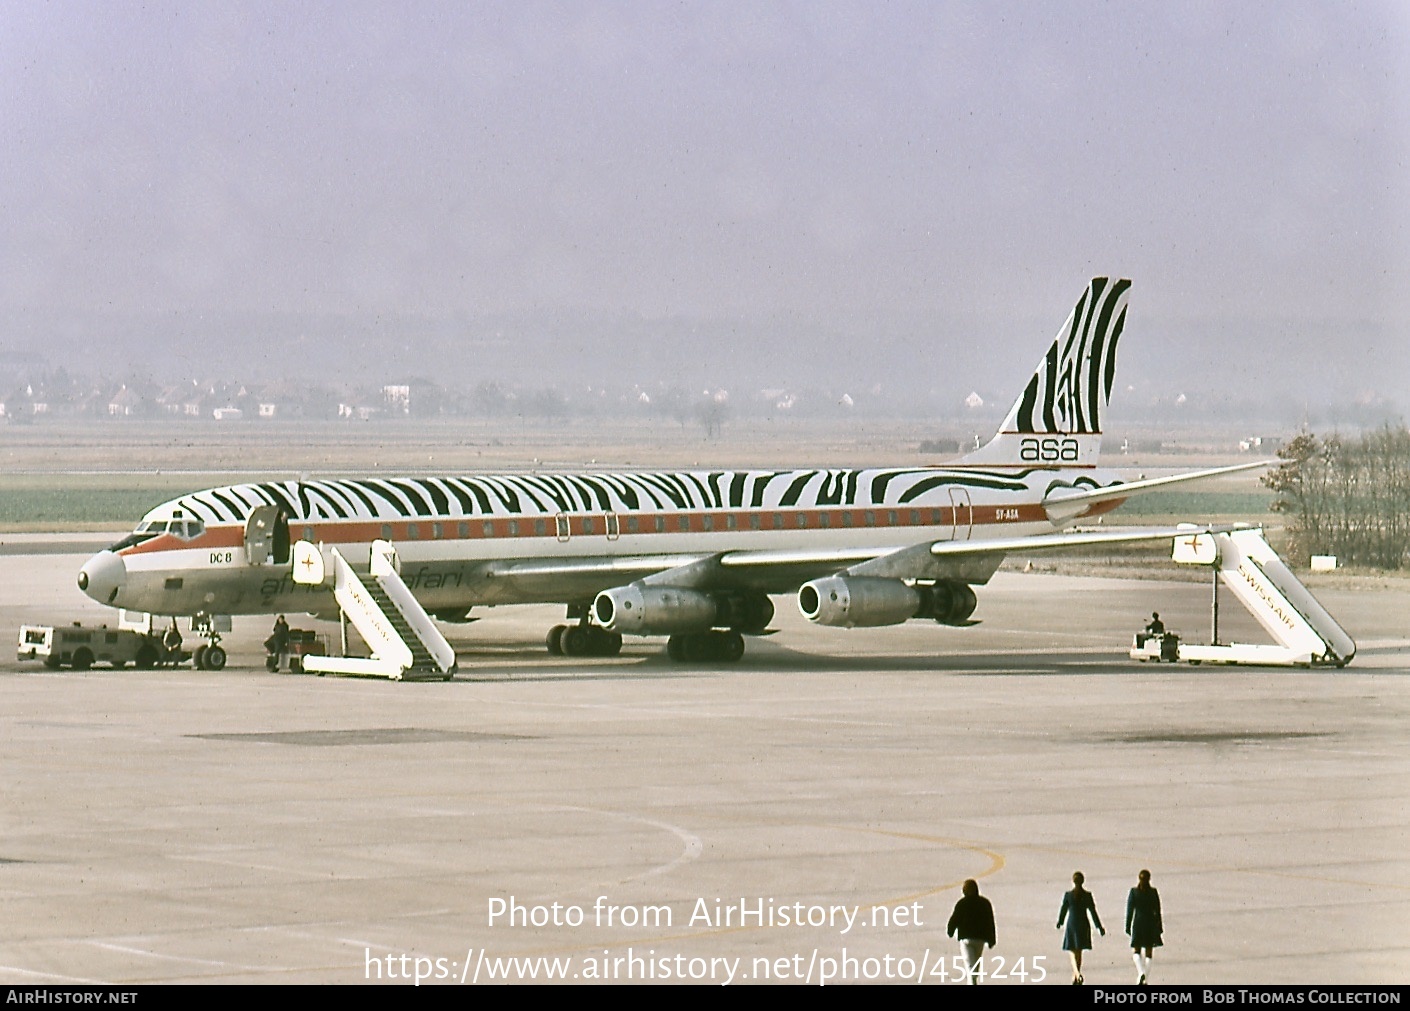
[2,1,1407,408]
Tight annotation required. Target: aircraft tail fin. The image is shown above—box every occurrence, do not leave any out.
[960,277,1130,468]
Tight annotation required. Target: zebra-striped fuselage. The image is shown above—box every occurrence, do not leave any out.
[96,464,1116,616]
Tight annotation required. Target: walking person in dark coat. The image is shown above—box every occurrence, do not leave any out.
[946,879,996,985]
[1056,871,1104,984]
[1126,869,1163,984]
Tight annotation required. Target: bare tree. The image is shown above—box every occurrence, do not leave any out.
[1265,426,1410,569]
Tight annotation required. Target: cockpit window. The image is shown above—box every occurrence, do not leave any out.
[107,517,204,551]
[106,531,157,552]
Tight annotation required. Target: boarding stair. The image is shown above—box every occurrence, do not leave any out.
[1158,527,1354,667]
[300,541,456,680]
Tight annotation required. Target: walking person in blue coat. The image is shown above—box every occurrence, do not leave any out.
[1126,869,1163,984]
[1057,871,1104,984]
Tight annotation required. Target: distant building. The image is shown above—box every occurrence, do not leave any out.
[1239,435,1283,453]
[107,386,145,418]
[382,385,411,415]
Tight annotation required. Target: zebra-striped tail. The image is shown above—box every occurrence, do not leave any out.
[959,277,1130,468]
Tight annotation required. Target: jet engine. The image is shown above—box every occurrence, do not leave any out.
[593,585,774,636]
[593,585,719,635]
[798,576,977,628]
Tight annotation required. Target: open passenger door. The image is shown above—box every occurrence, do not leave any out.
[245,505,290,565]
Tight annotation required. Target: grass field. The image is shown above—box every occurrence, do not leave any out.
[0,474,259,530]
[0,419,1275,531]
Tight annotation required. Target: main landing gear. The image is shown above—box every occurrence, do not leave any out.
[544,604,751,664]
[543,619,748,663]
[665,630,745,663]
[546,623,623,658]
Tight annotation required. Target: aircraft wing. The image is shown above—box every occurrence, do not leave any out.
[1042,459,1270,522]
[480,554,715,581]
[717,524,1214,589]
[476,525,1219,599]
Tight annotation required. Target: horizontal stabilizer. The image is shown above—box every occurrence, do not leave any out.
[1042,460,1271,523]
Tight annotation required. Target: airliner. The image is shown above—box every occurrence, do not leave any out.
[77,278,1259,664]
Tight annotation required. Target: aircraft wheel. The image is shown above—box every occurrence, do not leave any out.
[593,630,623,657]
[546,625,567,655]
[193,645,208,670]
[953,584,978,623]
[71,648,94,671]
[666,635,685,661]
[135,644,159,669]
[202,645,227,671]
[289,656,302,674]
[716,630,745,663]
[562,626,591,657]
[682,633,712,663]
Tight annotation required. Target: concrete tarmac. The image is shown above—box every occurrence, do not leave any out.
[2,551,1407,986]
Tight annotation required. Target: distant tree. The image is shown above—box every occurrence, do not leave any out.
[694,393,730,440]
[523,388,568,421]
[1265,426,1410,569]
[470,381,511,416]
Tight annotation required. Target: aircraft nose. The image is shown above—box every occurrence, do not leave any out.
[78,550,127,606]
